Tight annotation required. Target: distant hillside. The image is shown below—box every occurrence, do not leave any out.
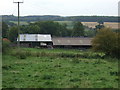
[2,15,119,22]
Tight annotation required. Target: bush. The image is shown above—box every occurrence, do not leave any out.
[71,58,80,64]
[2,38,11,54]
[58,53,76,58]
[92,28,120,58]
[42,74,54,80]
[14,49,27,59]
[25,50,31,56]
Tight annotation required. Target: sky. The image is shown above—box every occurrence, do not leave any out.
[0,0,120,16]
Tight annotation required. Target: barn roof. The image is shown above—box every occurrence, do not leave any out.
[52,37,93,46]
[19,34,52,42]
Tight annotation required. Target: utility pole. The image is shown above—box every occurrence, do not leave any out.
[13,1,23,48]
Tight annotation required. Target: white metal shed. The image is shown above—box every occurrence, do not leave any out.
[18,34,52,42]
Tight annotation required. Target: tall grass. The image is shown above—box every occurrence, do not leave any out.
[10,48,107,60]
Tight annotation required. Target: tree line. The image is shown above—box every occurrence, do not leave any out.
[2,21,85,42]
[3,15,119,22]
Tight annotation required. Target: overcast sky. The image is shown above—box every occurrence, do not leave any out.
[0,0,119,16]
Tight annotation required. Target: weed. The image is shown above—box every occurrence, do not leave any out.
[110,71,119,76]
[54,64,61,67]
[70,78,81,82]
[12,49,27,59]
[71,58,80,64]
[25,51,31,56]
[36,52,40,57]
[40,51,47,56]
[2,65,12,70]
[58,53,76,58]
[42,74,55,80]
[44,81,54,85]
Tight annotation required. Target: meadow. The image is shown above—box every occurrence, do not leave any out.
[2,48,119,88]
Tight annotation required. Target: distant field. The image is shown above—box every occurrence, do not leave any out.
[82,22,119,29]
[104,22,118,29]
[2,48,118,88]
[55,21,119,29]
[82,22,98,28]
[10,21,119,29]
[10,21,29,25]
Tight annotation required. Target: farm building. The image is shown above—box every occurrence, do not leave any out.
[19,34,52,47]
[52,37,92,49]
[18,34,93,48]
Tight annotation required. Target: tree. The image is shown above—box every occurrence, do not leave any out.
[57,23,69,37]
[84,30,96,37]
[72,22,84,37]
[7,26,18,42]
[92,28,120,58]
[95,24,104,30]
[34,21,67,36]
[20,24,40,34]
[2,22,8,38]
[26,25,40,34]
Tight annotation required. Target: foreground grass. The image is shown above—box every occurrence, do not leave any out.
[2,48,118,88]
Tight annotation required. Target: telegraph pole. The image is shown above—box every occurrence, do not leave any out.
[13,1,23,48]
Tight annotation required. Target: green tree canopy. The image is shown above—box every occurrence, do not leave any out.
[2,22,8,38]
[33,21,68,37]
[92,28,120,58]
[7,26,18,42]
[20,25,40,34]
[72,22,84,37]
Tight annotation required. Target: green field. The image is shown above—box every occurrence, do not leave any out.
[10,21,29,25]
[2,48,118,88]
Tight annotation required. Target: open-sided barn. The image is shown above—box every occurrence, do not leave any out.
[52,37,92,49]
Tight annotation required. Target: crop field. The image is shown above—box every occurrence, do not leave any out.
[2,48,118,88]
[55,21,119,29]
[104,22,119,29]
[82,22,98,28]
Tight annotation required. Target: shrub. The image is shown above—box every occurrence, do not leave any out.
[69,78,81,82]
[35,52,41,57]
[92,28,120,58]
[71,58,80,64]
[58,53,76,58]
[14,49,27,59]
[2,38,11,54]
[42,74,54,80]
[18,53,26,59]
[25,50,31,56]
[40,51,47,57]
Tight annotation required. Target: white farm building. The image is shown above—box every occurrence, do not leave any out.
[18,34,52,47]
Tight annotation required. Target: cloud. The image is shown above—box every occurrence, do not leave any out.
[0,0,119,16]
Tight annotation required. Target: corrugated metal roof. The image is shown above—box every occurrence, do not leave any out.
[19,34,52,42]
[52,37,92,46]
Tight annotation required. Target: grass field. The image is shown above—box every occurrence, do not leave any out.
[10,21,29,25]
[2,48,118,88]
